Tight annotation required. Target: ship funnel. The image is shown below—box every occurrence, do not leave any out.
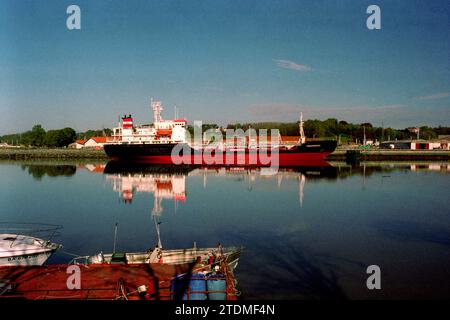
[122,115,133,129]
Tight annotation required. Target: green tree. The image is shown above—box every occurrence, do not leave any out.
[419,126,437,140]
[44,130,60,147]
[59,127,77,146]
[29,125,46,146]
[43,128,76,147]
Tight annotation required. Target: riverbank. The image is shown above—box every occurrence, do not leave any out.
[0,148,109,160]
[1,147,449,161]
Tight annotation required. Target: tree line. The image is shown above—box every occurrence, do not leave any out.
[191,120,449,143]
[76,129,112,140]
[0,125,77,147]
[2,120,449,147]
[0,125,115,147]
[224,120,449,143]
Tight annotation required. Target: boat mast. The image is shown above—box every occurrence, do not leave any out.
[299,112,306,144]
[113,223,118,254]
[153,215,163,249]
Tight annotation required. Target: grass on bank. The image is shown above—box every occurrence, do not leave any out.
[0,147,109,160]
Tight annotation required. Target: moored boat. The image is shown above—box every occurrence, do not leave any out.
[70,244,243,274]
[0,223,62,266]
[71,216,242,274]
[0,234,61,266]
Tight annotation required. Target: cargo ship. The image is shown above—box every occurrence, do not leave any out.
[104,99,337,166]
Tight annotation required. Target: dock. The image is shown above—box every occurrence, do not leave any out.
[327,149,450,161]
[0,260,238,300]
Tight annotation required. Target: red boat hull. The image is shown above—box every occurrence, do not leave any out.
[112,152,333,167]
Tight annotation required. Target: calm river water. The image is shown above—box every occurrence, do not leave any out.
[0,160,449,299]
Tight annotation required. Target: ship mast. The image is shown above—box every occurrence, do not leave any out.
[151,98,163,124]
[299,112,306,144]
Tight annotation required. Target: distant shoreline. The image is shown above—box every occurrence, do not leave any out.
[1,147,449,162]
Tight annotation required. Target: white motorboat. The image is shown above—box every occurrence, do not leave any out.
[0,233,62,266]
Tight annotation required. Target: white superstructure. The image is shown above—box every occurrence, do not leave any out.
[109,99,188,145]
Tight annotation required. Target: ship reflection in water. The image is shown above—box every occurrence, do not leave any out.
[101,161,339,211]
[104,164,187,214]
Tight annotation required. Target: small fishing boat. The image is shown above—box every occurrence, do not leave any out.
[71,217,242,273]
[71,243,243,273]
[0,234,61,266]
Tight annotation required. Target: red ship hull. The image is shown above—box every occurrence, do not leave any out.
[105,141,337,167]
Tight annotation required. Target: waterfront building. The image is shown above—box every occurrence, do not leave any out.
[380,139,449,150]
[69,139,87,149]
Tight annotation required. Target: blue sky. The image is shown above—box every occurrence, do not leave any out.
[0,0,449,134]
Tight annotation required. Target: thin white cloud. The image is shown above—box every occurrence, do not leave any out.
[416,92,450,100]
[274,59,312,72]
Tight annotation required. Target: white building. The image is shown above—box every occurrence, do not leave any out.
[69,140,87,149]
[83,137,109,149]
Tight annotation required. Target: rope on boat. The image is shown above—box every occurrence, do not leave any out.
[115,278,128,300]
[60,250,93,267]
[60,249,82,257]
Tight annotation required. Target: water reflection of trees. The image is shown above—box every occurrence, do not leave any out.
[332,163,450,180]
[21,164,76,180]
[333,165,399,180]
